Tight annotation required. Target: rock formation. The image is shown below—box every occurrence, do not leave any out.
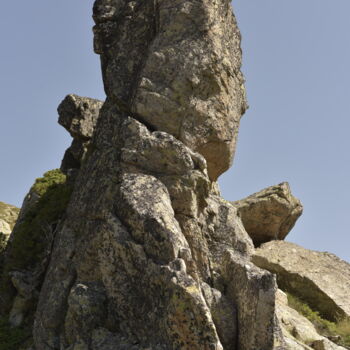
[0,201,19,237]
[4,1,285,349]
[0,201,19,270]
[253,241,350,322]
[58,94,103,181]
[0,1,348,350]
[92,0,247,181]
[231,183,303,246]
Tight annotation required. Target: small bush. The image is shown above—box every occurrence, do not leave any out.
[31,169,67,196]
[8,170,72,270]
[0,170,72,312]
[287,292,350,347]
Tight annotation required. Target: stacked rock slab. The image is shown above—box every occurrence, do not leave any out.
[30,1,285,349]
[253,241,350,322]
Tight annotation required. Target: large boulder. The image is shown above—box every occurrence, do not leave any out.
[253,241,350,322]
[93,0,248,180]
[231,182,303,246]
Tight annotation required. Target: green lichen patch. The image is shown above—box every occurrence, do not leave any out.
[287,292,350,347]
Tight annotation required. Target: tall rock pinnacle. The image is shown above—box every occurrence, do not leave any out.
[1,1,301,349]
[93,0,248,180]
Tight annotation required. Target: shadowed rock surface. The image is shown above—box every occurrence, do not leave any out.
[253,241,350,322]
[231,183,303,246]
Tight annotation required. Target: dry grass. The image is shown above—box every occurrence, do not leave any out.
[287,292,350,347]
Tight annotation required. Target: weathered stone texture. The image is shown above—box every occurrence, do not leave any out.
[0,201,19,235]
[58,94,103,179]
[0,0,319,349]
[93,0,247,180]
[253,241,350,322]
[232,182,303,246]
[33,105,283,349]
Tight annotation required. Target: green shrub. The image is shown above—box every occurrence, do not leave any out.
[31,169,67,196]
[0,317,32,350]
[8,170,72,270]
[0,170,72,312]
[287,292,350,347]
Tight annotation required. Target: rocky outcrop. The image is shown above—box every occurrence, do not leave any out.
[93,0,247,181]
[0,201,19,236]
[31,109,284,349]
[58,94,103,181]
[9,1,290,349]
[0,201,19,272]
[253,241,350,322]
[231,183,303,246]
[0,1,323,349]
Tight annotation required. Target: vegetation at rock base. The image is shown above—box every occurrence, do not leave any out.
[287,292,350,347]
[0,316,32,350]
[0,170,72,312]
[7,170,72,270]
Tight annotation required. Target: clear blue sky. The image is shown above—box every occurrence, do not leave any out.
[0,1,349,262]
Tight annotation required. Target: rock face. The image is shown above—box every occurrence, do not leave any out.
[32,108,283,349]
[0,201,19,270]
[232,183,303,246]
[253,241,350,322]
[93,0,248,181]
[1,1,322,350]
[58,94,103,180]
[0,201,19,236]
[16,1,288,349]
